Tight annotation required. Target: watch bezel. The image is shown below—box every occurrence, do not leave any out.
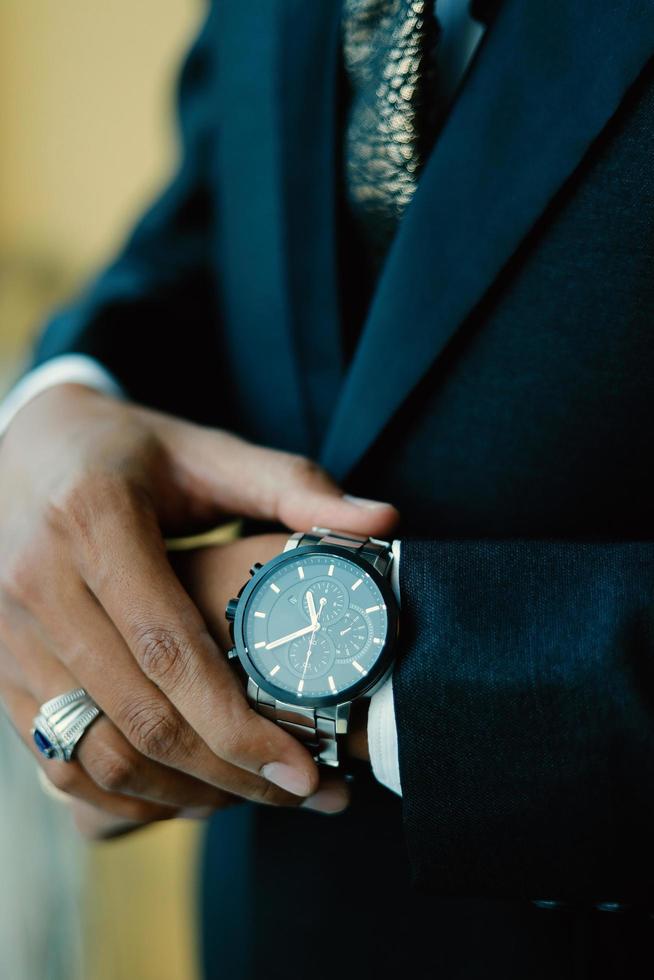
[231,544,399,708]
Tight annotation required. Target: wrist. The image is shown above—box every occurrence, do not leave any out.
[173,532,288,651]
[0,354,123,439]
[174,530,373,765]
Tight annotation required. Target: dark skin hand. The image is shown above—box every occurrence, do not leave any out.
[41,533,371,840]
[0,385,396,840]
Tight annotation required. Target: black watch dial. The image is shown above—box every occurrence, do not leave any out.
[328,608,372,661]
[240,551,390,701]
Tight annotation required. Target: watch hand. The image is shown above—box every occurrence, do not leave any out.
[339,626,353,636]
[301,627,317,679]
[265,622,317,650]
[306,589,317,624]
[300,597,327,680]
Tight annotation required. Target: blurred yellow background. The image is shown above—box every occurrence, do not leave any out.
[0,2,207,978]
[0,0,203,385]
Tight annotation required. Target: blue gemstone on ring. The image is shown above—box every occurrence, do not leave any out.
[33,729,55,758]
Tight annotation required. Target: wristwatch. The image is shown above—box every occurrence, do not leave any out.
[225,528,399,768]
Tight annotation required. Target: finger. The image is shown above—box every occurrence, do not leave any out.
[77,717,237,811]
[54,478,348,809]
[3,596,287,811]
[72,499,332,800]
[0,598,228,811]
[29,582,318,809]
[69,797,156,841]
[1,557,345,812]
[10,637,231,812]
[37,764,76,805]
[3,683,178,824]
[155,421,400,537]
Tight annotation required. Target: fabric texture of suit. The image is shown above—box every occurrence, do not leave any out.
[31,0,654,975]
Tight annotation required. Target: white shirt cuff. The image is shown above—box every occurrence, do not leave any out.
[0,354,124,436]
[367,538,402,796]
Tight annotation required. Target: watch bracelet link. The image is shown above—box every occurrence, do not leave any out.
[248,677,342,767]
[284,528,393,577]
[247,528,393,768]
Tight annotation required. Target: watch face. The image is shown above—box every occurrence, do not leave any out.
[234,547,396,706]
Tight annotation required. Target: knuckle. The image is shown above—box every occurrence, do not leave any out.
[122,697,183,760]
[0,527,53,609]
[284,453,321,487]
[45,471,139,542]
[135,626,194,688]
[0,554,40,609]
[91,748,137,794]
[273,453,333,526]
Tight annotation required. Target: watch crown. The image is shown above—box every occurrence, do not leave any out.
[225,598,239,622]
[249,562,263,576]
[226,647,238,661]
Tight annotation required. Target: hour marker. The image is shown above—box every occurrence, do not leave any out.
[298,679,304,693]
[254,611,266,619]
[269,664,280,676]
[352,660,367,675]
[298,567,305,580]
[328,564,334,576]
[254,641,266,649]
[365,605,380,614]
[270,583,280,593]
[373,637,382,644]
[351,578,363,591]
[328,675,337,693]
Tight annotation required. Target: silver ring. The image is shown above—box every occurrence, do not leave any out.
[31,687,102,762]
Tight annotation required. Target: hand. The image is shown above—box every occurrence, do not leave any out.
[0,384,398,835]
[61,533,373,838]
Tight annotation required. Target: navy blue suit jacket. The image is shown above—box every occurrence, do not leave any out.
[32,0,654,972]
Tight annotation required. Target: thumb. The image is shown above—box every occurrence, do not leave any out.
[160,421,400,537]
[264,452,400,538]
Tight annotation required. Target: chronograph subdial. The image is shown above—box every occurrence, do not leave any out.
[287,632,335,678]
[328,608,370,661]
[301,578,347,625]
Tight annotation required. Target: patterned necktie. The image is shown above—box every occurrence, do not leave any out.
[342,0,496,267]
[343,0,441,264]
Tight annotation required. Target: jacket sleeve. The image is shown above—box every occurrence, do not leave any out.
[394,538,654,903]
[31,5,224,423]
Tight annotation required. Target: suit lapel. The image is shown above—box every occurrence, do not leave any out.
[276,1,345,453]
[320,0,654,479]
[215,1,342,455]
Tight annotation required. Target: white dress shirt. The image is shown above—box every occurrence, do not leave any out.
[0,0,484,797]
